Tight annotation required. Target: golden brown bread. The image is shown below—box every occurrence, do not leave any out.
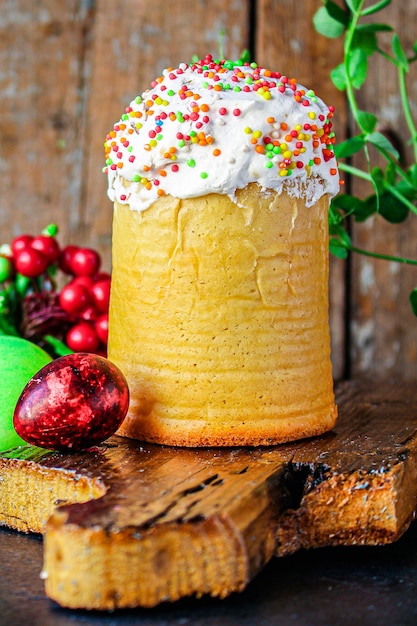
[108,182,337,446]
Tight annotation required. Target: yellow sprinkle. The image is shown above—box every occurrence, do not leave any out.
[149,139,157,147]
[244,126,252,134]
[279,169,288,177]
[308,112,316,119]
[280,143,288,151]
[263,91,272,100]
[295,124,302,131]
[253,130,262,139]
[283,150,292,159]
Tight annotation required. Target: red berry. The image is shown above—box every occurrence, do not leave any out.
[59,283,91,315]
[14,248,48,278]
[66,322,99,352]
[95,313,109,344]
[31,235,60,264]
[91,279,111,313]
[80,305,99,322]
[69,248,101,276]
[11,234,34,257]
[70,275,94,290]
[59,245,79,274]
[94,271,111,283]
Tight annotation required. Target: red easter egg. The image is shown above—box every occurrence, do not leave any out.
[13,353,129,451]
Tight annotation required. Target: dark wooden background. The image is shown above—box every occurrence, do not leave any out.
[1,0,417,382]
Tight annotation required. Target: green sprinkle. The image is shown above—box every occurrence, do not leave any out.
[187,159,196,167]
[122,113,129,120]
[167,89,175,96]
[189,130,197,137]
[135,96,142,104]
[265,161,274,169]
[200,171,208,178]
[132,174,140,182]
[202,81,209,88]
[127,146,133,152]
[178,139,185,147]
[266,151,274,159]
[157,134,163,141]
[233,86,241,92]
[273,146,281,154]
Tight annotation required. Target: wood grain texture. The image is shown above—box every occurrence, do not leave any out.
[1,380,417,609]
[347,2,417,380]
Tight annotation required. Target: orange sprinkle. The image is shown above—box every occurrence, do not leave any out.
[117,162,123,169]
[281,122,288,131]
[169,146,177,153]
[267,116,275,123]
[201,103,209,112]
[330,168,338,175]
[213,149,221,156]
[157,189,165,196]
[313,157,321,165]
[255,145,265,154]
[159,170,167,177]
[143,165,150,172]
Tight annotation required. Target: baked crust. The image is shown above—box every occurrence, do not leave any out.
[108,183,337,446]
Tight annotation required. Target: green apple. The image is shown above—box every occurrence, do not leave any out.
[0,336,52,451]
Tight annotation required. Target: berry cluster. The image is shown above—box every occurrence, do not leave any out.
[0,224,110,357]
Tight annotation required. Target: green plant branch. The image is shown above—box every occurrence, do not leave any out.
[336,240,417,266]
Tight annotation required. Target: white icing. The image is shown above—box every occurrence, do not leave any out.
[105,57,339,211]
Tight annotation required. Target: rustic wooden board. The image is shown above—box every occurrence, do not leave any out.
[1,379,417,610]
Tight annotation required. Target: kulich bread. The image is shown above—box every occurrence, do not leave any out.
[104,55,340,446]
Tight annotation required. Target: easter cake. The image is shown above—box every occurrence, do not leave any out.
[104,55,340,447]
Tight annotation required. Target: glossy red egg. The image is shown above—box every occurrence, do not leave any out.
[13,353,129,451]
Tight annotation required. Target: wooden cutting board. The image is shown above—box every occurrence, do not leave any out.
[1,379,417,610]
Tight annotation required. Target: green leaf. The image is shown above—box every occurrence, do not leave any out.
[330,63,347,90]
[348,47,368,88]
[351,194,378,222]
[355,23,393,33]
[385,161,397,186]
[345,0,362,13]
[329,238,349,259]
[361,0,392,16]
[370,166,386,196]
[313,3,348,38]
[379,191,410,223]
[332,193,377,223]
[334,135,366,158]
[357,109,378,133]
[351,29,378,56]
[392,33,409,70]
[410,288,417,316]
[366,131,400,159]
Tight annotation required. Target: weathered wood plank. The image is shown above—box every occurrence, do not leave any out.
[1,380,417,609]
[348,2,417,379]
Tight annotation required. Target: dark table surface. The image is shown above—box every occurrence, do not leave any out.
[2,520,417,626]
